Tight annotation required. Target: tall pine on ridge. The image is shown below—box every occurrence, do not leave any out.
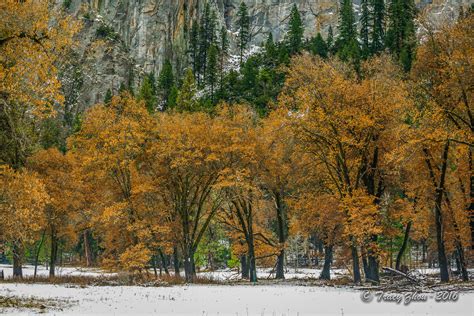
[237,2,250,64]
[287,4,304,54]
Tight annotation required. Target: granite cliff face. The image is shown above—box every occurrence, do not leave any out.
[62,0,472,110]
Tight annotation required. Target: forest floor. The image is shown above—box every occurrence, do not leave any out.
[0,265,473,315]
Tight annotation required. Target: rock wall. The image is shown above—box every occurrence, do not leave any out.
[62,0,472,109]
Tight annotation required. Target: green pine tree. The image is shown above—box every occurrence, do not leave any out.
[207,44,219,102]
[336,0,357,51]
[158,60,175,110]
[287,4,304,54]
[138,73,157,113]
[219,26,229,91]
[336,0,360,67]
[167,84,178,109]
[104,88,113,104]
[310,33,328,58]
[265,32,277,64]
[327,25,334,54]
[360,0,371,58]
[176,68,198,112]
[386,0,416,71]
[371,0,385,54]
[189,21,200,78]
[237,2,250,64]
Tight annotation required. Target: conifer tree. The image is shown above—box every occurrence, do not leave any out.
[198,3,217,84]
[176,69,198,112]
[336,0,360,68]
[337,0,357,50]
[104,88,113,104]
[287,4,304,54]
[386,0,416,71]
[371,0,385,54]
[265,32,277,61]
[237,2,250,64]
[326,25,334,53]
[138,73,157,113]
[219,26,229,91]
[310,33,328,58]
[207,44,218,102]
[158,60,175,109]
[360,0,371,58]
[189,21,200,77]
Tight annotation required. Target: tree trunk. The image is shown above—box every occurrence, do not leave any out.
[424,144,450,282]
[49,228,58,278]
[396,221,411,271]
[276,250,285,279]
[367,248,380,284]
[455,241,469,281]
[361,251,369,277]
[183,248,195,283]
[434,143,450,282]
[173,246,180,277]
[34,230,46,279]
[319,245,333,280]
[152,255,158,278]
[159,249,170,275]
[247,238,257,283]
[12,242,23,278]
[351,242,361,284]
[469,147,474,249]
[240,254,249,279]
[275,191,287,279]
[83,230,92,267]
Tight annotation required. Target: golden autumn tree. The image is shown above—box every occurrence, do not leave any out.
[281,54,411,283]
[256,108,300,279]
[70,93,169,274]
[28,148,83,277]
[0,1,78,277]
[0,166,48,277]
[143,109,229,282]
[214,104,278,282]
[399,14,474,282]
[0,0,79,168]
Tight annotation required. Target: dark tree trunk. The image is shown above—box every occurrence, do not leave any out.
[275,191,287,279]
[240,254,249,279]
[434,143,450,282]
[183,248,195,283]
[247,238,257,283]
[34,230,46,279]
[83,230,92,267]
[159,249,170,275]
[173,246,180,277]
[12,243,23,278]
[396,221,412,271]
[362,251,369,277]
[276,250,285,279]
[469,147,474,249]
[424,144,450,282]
[152,255,158,278]
[351,242,361,284]
[455,241,469,281]
[367,247,380,284]
[422,240,427,263]
[49,228,58,278]
[319,245,333,280]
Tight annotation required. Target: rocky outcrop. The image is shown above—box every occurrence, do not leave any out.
[61,0,472,109]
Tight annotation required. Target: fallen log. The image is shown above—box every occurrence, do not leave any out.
[382,266,420,283]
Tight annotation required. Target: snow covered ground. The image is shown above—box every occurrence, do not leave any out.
[1,283,473,315]
[0,264,115,279]
[0,265,473,315]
